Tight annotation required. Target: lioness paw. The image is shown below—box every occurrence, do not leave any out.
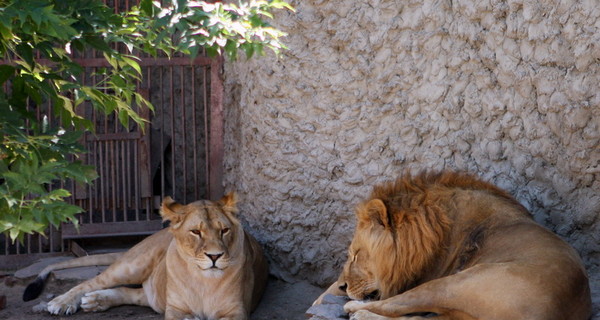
[47,296,79,315]
[81,290,112,312]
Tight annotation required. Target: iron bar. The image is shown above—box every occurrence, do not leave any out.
[170,66,176,199]
[192,66,198,200]
[181,66,187,203]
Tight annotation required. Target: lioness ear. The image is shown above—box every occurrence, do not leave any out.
[358,198,391,229]
[160,196,186,227]
[219,192,238,214]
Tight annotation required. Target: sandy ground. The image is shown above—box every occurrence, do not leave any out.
[0,274,323,320]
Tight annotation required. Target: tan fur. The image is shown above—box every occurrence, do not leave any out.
[42,193,268,320]
[316,171,592,320]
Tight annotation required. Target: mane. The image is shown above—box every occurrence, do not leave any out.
[372,171,527,213]
[364,171,526,298]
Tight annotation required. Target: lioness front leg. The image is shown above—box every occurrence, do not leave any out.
[47,278,103,315]
[47,273,136,314]
[219,309,247,320]
[80,287,149,312]
[47,255,157,314]
[165,305,192,320]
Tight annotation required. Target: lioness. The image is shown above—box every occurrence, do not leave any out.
[315,171,591,320]
[23,193,268,320]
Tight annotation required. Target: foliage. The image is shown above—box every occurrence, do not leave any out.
[0,0,293,243]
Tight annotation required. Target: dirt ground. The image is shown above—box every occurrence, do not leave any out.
[0,274,324,320]
[2,266,599,320]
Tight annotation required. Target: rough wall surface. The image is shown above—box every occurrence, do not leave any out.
[223,0,600,313]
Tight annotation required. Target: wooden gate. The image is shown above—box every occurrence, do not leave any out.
[0,3,224,269]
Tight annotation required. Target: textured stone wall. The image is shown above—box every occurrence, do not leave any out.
[222,0,600,301]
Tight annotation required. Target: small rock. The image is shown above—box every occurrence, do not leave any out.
[45,293,55,300]
[321,294,350,305]
[305,302,347,319]
[306,294,351,319]
[4,276,17,287]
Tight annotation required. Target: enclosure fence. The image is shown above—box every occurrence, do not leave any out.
[0,0,224,269]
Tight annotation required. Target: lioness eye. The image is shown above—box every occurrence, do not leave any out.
[190,229,202,237]
[221,228,230,235]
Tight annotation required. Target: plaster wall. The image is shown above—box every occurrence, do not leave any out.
[222,0,600,312]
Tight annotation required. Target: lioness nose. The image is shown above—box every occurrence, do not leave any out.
[338,283,348,292]
[206,252,223,263]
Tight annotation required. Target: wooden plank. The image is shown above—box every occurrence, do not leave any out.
[69,240,88,257]
[0,56,213,69]
[86,131,141,141]
[61,220,163,239]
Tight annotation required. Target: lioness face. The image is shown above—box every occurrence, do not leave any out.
[161,194,242,277]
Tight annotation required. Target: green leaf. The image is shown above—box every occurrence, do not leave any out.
[121,56,142,76]
[0,65,14,85]
[85,35,112,52]
[139,0,155,16]
[0,23,12,40]
[47,188,71,199]
[16,43,34,70]
[118,108,130,129]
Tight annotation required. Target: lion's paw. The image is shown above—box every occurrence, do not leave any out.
[47,294,79,315]
[81,290,113,312]
[350,310,390,320]
[344,300,367,313]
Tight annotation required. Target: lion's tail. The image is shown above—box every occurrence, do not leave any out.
[22,252,124,301]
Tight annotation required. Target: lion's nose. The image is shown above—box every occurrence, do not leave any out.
[205,252,224,263]
[338,283,348,293]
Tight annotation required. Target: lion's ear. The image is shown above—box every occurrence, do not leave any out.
[160,196,186,227]
[359,198,391,230]
[219,192,239,215]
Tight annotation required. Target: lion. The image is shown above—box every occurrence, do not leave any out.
[23,193,268,320]
[314,171,592,320]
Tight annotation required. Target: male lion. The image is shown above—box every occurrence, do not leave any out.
[23,193,268,320]
[315,171,591,320]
